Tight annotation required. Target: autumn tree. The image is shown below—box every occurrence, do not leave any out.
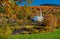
[14,0,33,6]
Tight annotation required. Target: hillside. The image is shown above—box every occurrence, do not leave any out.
[0,3,60,35]
[40,4,60,6]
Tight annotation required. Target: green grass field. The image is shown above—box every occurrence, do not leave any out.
[0,28,60,39]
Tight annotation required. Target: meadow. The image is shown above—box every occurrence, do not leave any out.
[0,28,60,39]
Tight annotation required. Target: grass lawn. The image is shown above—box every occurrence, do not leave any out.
[0,28,60,39]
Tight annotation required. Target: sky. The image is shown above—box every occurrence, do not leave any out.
[30,0,60,6]
[12,0,60,6]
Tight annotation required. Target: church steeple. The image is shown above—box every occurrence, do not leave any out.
[40,11,42,17]
[37,10,44,22]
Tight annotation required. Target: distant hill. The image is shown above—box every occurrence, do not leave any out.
[40,4,60,6]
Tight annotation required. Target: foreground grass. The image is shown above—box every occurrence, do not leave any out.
[0,28,60,39]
